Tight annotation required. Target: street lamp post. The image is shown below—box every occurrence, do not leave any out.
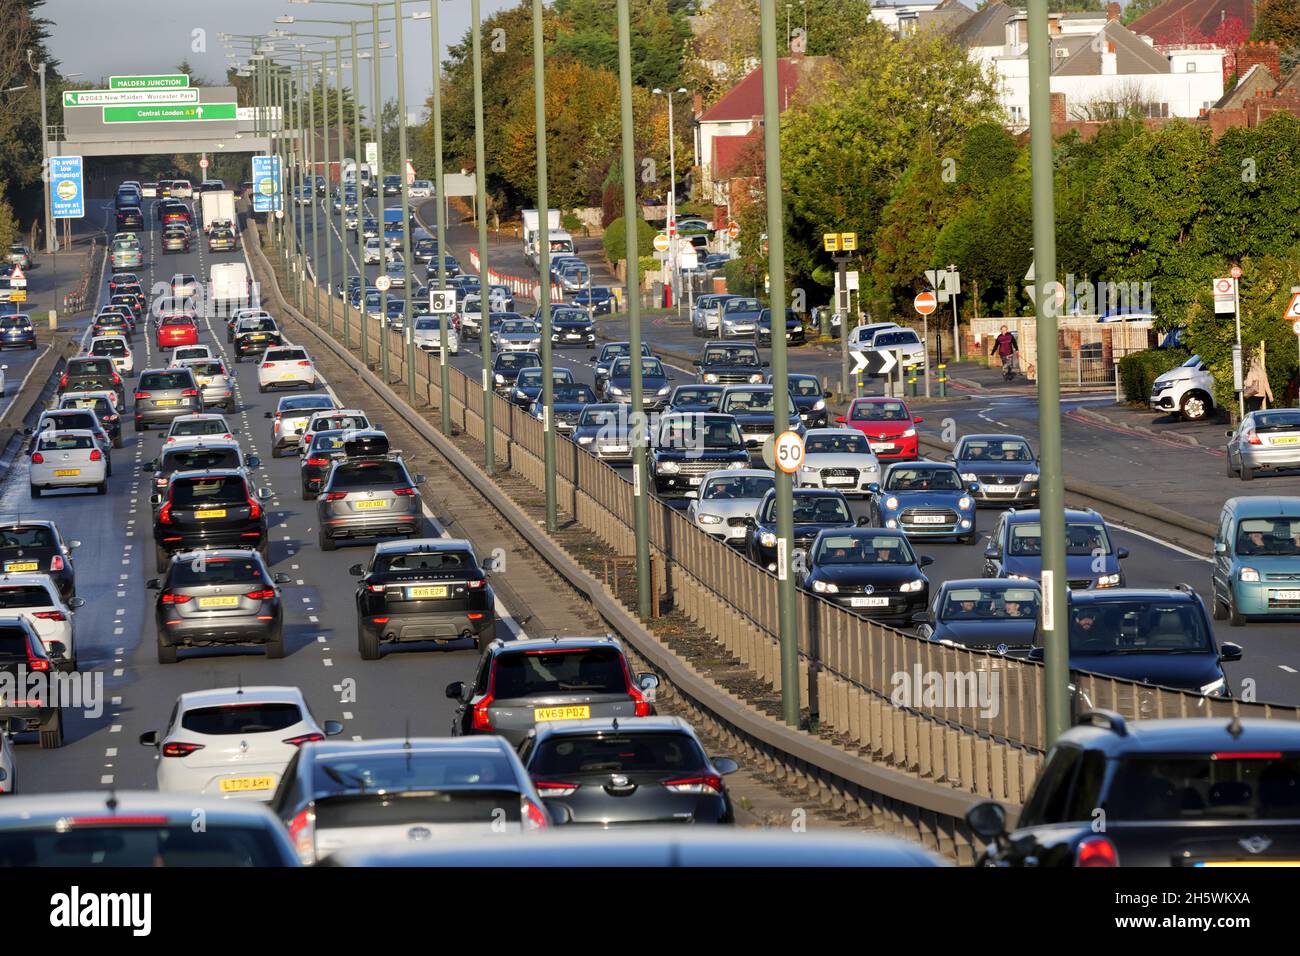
[334,36,346,340]
[472,0,495,475]
[429,0,452,436]
[392,0,419,406]
[532,0,557,533]
[653,87,687,312]
[35,60,54,254]
[369,5,390,384]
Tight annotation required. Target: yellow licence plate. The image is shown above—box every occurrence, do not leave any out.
[408,585,448,599]
[1273,437,1300,445]
[155,399,179,406]
[195,509,227,519]
[4,562,38,572]
[198,595,240,609]
[354,499,387,510]
[54,469,80,477]
[534,706,590,721]
[218,776,275,794]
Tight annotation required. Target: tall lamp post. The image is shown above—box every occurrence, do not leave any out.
[472,0,495,474]
[428,0,452,435]
[531,0,557,532]
[652,86,687,310]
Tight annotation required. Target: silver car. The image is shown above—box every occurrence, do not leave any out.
[692,293,737,335]
[796,428,882,497]
[173,357,234,411]
[267,394,339,456]
[1226,408,1300,481]
[492,318,542,353]
[685,469,776,545]
[413,316,459,354]
[316,455,426,551]
[133,367,201,430]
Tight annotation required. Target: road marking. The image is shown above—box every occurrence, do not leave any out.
[1281,665,1297,674]
[1109,520,1211,563]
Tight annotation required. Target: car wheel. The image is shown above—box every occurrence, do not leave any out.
[1228,590,1246,627]
[258,383,267,393]
[265,627,285,660]
[358,622,380,660]
[155,545,170,574]
[95,481,107,495]
[960,531,976,545]
[29,484,40,499]
[157,639,177,665]
[1240,461,1254,481]
[1180,392,1209,421]
[1226,454,1236,478]
[301,481,316,500]
[319,530,337,552]
[38,710,63,749]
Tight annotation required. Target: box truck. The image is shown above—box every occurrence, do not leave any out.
[521,209,574,268]
[209,262,252,316]
[200,190,237,235]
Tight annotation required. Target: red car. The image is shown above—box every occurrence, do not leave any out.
[156,314,198,350]
[837,397,922,461]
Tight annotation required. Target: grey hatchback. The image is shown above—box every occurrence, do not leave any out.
[315,455,426,551]
[134,367,201,430]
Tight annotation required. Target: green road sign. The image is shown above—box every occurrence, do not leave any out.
[109,74,190,91]
[102,102,237,124]
[64,89,199,107]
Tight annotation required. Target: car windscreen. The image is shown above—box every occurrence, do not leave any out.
[530,732,708,775]
[0,526,53,549]
[376,550,473,573]
[1106,754,1300,821]
[873,330,919,347]
[805,433,870,455]
[0,585,53,609]
[724,298,760,314]
[702,475,774,500]
[182,703,302,735]
[282,396,333,413]
[0,826,286,867]
[960,439,1033,462]
[1235,518,1300,556]
[494,353,537,371]
[884,467,963,492]
[140,372,194,390]
[813,533,914,565]
[492,647,627,697]
[38,433,94,451]
[60,397,113,417]
[579,407,624,428]
[1067,601,1211,653]
[330,461,408,488]
[266,349,308,362]
[673,388,721,408]
[703,346,759,364]
[941,586,1039,620]
[91,339,127,354]
[763,495,850,524]
[313,414,369,432]
[788,376,821,397]
[170,475,248,505]
[722,389,775,413]
[185,361,225,377]
[850,401,909,422]
[0,316,30,329]
[312,754,518,800]
[238,318,278,332]
[516,368,573,388]
[68,359,114,378]
[170,554,266,587]
[1250,412,1300,432]
[554,385,595,404]
[658,416,742,450]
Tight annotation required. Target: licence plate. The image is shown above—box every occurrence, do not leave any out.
[912,515,947,524]
[689,477,702,485]
[195,509,227,519]
[198,595,240,609]
[219,776,275,794]
[250,335,266,340]
[5,562,38,572]
[1272,437,1300,445]
[54,469,80,477]
[155,399,179,406]
[984,484,1018,494]
[825,476,854,485]
[869,442,895,452]
[603,445,628,453]
[851,597,889,608]
[533,706,590,721]
[407,585,448,599]
[354,499,388,510]
[728,527,746,537]
[280,372,298,380]
[197,377,213,386]
[1275,590,1300,600]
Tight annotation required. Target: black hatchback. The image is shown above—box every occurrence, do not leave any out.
[0,521,79,601]
[152,469,271,572]
[59,356,125,410]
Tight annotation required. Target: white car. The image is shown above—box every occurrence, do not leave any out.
[0,573,83,670]
[363,237,395,265]
[145,686,343,800]
[257,346,316,393]
[268,393,337,456]
[866,326,925,369]
[171,344,214,363]
[141,182,158,198]
[413,315,459,355]
[88,335,134,376]
[165,413,237,445]
[796,428,882,497]
[29,429,108,497]
[299,408,373,452]
[846,322,902,351]
[171,180,193,198]
[409,179,434,199]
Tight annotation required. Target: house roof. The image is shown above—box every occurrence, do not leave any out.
[953,0,1012,47]
[712,130,762,181]
[1214,62,1277,109]
[915,0,974,32]
[698,57,830,124]
[1128,0,1255,44]
[1053,21,1170,76]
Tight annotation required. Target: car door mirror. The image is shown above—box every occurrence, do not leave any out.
[918,555,934,567]
[445,681,466,701]
[692,359,702,366]
[322,720,344,737]
[683,490,698,500]
[1219,642,1243,663]
[143,461,156,473]
[139,730,160,748]
[984,547,1000,560]
[762,360,770,367]
[1214,541,1227,554]
[1026,646,1045,662]
[348,563,365,577]
[264,411,273,419]
[547,802,574,826]
[856,516,871,527]
[149,494,162,505]
[68,597,86,610]
[247,455,261,469]
[965,801,1008,842]
[145,578,162,590]
[866,482,880,494]
[1225,430,1235,438]
[835,415,846,424]
[969,483,981,494]
[273,572,291,584]
[713,757,740,776]
[911,610,932,624]
[1116,547,1129,560]
[258,487,272,500]
[69,540,81,550]
[913,417,924,425]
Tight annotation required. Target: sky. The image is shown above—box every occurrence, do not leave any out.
[41,0,519,118]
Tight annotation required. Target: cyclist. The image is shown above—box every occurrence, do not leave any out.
[990,325,1018,378]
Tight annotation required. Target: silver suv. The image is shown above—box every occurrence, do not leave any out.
[134,368,201,430]
[315,455,425,551]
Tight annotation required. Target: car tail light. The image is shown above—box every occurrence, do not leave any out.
[112,373,121,385]
[160,592,191,604]
[288,807,316,864]
[1246,429,1262,445]
[89,449,102,462]
[663,775,723,796]
[470,693,494,732]
[161,741,205,757]
[393,487,416,497]
[158,502,174,525]
[181,389,198,397]
[32,611,67,621]
[521,797,550,830]
[244,588,275,600]
[282,732,324,746]
[323,491,348,501]
[68,815,169,826]
[58,373,67,387]
[297,361,312,367]
[305,457,329,466]
[1075,835,1119,867]
[627,683,651,718]
[135,392,151,400]
[261,362,274,369]
[30,452,43,464]
[246,495,262,520]
[534,781,579,796]
[467,578,485,589]
[1213,751,1282,759]
[365,583,386,593]
[50,555,64,572]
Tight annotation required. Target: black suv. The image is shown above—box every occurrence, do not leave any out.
[968,711,1300,866]
[0,618,63,747]
[0,521,79,601]
[694,342,767,386]
[115,206,144,231]
[232,316,284,360]
[59,356,125,410]
[547,306,595,349]
[299,429,387,499]
[152,469,271,572]
[350,537,501,659]
[755,308,805,347]
[650,412,749,495]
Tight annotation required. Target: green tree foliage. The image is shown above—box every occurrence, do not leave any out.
[1255,0,1300,50]
[1121,0,1164,25]
[1198,114,1300,264]
[870,142,949,307]
[551,0,692,89]
[0,2,58,227]
[602,214,656,264]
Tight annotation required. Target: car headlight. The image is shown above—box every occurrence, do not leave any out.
[494,373,505,384]
[759,531,777,547]
[1025,473,1039,482]
[960,472,978,482]
[801,465,818,473]
[900,579,925,593]
[812,399,825,412]
[901,427,916,438]
[1200,677,1227,697]
[748,374,764,384]
[812,580,838,594]
[958,496,973,510]
[610,386,625,396]
[514,389,528,400]
[1097,573,1121,587]
[551,333,560,340]
[577,436,594,444]
[1152,380,1172,392]
[727,461,748,470]
[698,514,722,525]
[1239,567,1260,583]
[657,460,680,474]
[657,385,671,396]
[884,496,899,510]
[703,373,719,384]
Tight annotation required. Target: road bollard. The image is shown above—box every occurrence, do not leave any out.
[937,363,947,398]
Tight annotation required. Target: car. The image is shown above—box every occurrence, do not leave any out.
[172,357,234,411]
[795,528,931,624]
[29,430,108,498]
[867,461,978,543]
[315,453,426,551]
[133,367,201,430]
[55,391,123,448]
[589,341,651,391]
[382,257,408,289]
[115,206,145,232]
[6,245,32,270]
[755,308,805,347]
[270,737,548,864]
[796,428,882,497]
[233,315,284,360]
[951,433,1040,507]
[146,551,291,664]
[156,313,198,350]
[718,384,801,450]
[350,287,384,321]
[141,182,158,198]
[509,366,574,409]
[718,296,763,338]
[1225,408,1300,480]
[490,350,541,393]
[161,223,191,253]
[363,237,392,265]
[0,618,63,747]
[361,217,380,239]
[668,384,725,413]
[256,345,316,393]
[914,579,1041,652]
[29,409,113,461]
[695,341,767,386]
[1210,496,1300,625]
[531,383,596,434]
[108,292,144,325]
[0,572,83,671]
[424,253,461,279]
[88,335,134,377]
[145,440,259,504]
[1151,353,1216,422]
[745,487,867,572]
[0,314,35,350]
[492,318,543,353]
[170,273,200,298]
[265,393,339,456]
[171,179,193,198]
[208,225,238,252]
[983,507,1129,591]
[299,428,366,499]
[866,326,925,369]
[350,537,501,658]
[297,407,372,454]
[344,209,361,231]
[684,468,775,545]
[226,307,271,342]
[163,413,237,445]
[547,307,595,348]
[837,397,923,461]
[383,297,409,331]
[603,355,673,408]
[570,403,639,462]
[60,355,125,408]
[382,174,401,196]
[0,522,79,602]
[152,468,271,572]
[650,412,750,495]
[519,716,737,825]
[846,321,902,352]
[447,634,657,746]
[967,712,1300,867]
[170,345,213,364]
[409,179,434,198]
[412,315,459,354]
[140,686,341,799]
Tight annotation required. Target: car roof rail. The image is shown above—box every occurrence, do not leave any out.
[1174,582,1198,597]
[1076,709,1127,736]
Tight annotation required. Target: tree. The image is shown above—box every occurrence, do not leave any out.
[1255,0,1300,50]
[1121,0,1164,25]
[602,213,656,264]
[870,142,949,309]
[551,0,692,90]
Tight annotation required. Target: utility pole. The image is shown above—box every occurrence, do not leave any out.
[472,0,495,474]
[394,0,418,407]
[532,0,557,533]
[1027,0,1069,745]
[352,22,366,359]
[36,60,54,254]
[307,59,321,328]
[370,5,389,385]
[430,0,452,436]
[760,0,800,727]
[334,36,346,341]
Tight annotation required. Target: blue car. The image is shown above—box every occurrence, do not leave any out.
[868,461,978,543]
[1211,496,1300,624]
[571,285,614,315]
[0,313,36,350]
[530,382,597,433]
[982,508,1129,590]
[510,366,574,409]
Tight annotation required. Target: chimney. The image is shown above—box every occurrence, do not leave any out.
[693,93,703,118]
[1106,1,1120,21]
[1101,40,1117,75]
[1050,91,1067,123]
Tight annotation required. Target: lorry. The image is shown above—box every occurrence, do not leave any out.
[342,159,377,197]
[521,209,574,268]
[200,190,237,235]
[209,262,252,317]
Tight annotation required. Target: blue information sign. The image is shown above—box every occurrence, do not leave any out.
[251,155,282,213]
[50,156,85,219]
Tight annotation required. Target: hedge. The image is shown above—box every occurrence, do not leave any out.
[1118,348,1188,404]
[602,215,657,264]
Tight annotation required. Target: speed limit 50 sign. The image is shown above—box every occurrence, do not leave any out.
[774,430,806,475]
